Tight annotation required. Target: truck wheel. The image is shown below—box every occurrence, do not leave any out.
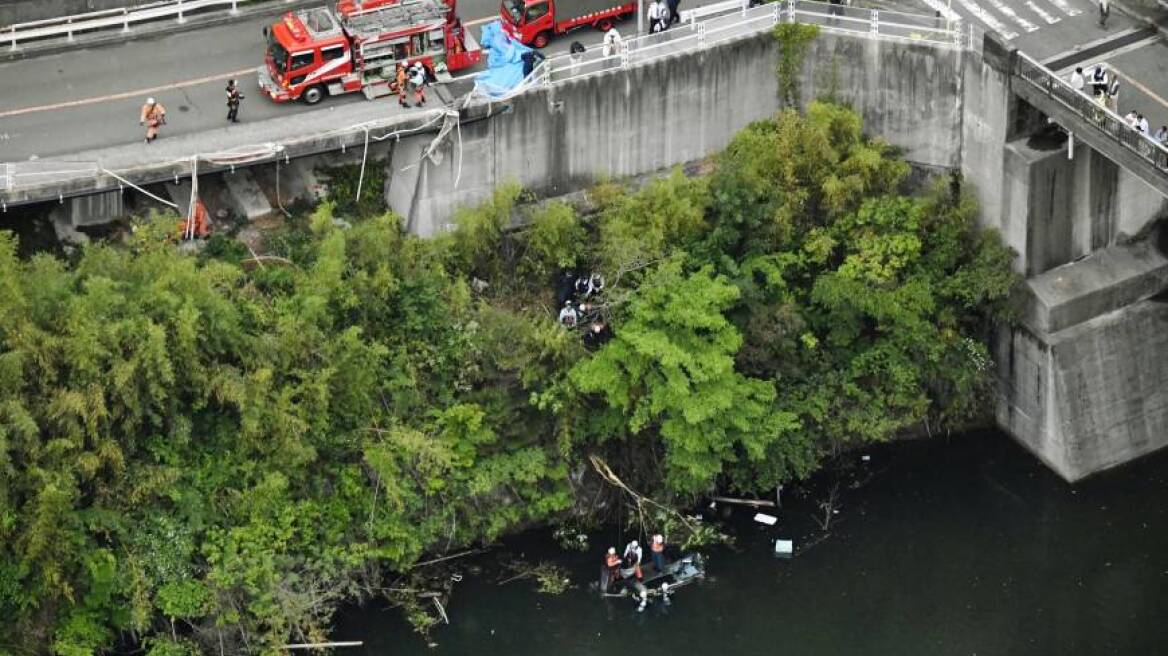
[302,85,326,105]
[533,30,551,48]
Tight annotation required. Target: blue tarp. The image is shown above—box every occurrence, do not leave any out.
[473,20,536,99]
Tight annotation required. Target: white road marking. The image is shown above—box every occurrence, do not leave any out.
[1022,0,1060,24]
[1045,0,1082,16]
[982,0,1040,32]
[950,0,1019,39]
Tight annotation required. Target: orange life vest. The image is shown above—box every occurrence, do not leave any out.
[651,541,665,553]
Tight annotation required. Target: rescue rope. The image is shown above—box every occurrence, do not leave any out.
[99,168,177,209]
[355,126,371,204]
[186,155,198,240]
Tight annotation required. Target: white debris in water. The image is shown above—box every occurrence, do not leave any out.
[775,539,794,555]
[753,512,778,525]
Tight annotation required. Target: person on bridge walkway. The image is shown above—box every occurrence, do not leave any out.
[666,0,681,26]
[1098,0,1109,27]
[828,0,845,25]
[602,26,622,59]
[1069,67,1085,93]
[139,97,166,144]
[648,0,667,33]
[1106,78,1120,113]
[226,80,244,123]
[1091,65,1108,96]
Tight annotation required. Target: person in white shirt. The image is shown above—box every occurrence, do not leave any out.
[1069,67,1085,93]
[648,0,667,33]
[1137,113,1149,134]
[1124,110,1138,127]
[602,26,622,58]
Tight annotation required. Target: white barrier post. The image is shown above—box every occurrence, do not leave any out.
[231,0,239,14]
[122,7,130,31]
[8,25,15,50]
[66,17,74,41]
[870,8,878,35]
[177,0,185,23]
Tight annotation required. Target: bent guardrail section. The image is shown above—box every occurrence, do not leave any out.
[1013,51,1168,197]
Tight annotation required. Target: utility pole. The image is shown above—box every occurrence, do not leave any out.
[638,0,644,34]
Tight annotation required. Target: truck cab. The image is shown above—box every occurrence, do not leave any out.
[261,8,353,103]
[501,0,632,47]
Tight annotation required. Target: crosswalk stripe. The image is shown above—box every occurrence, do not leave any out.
[1022,0,1060,23]
[951,0,1019,38]
[1045,0,1083,17]
[983,0,1040,32]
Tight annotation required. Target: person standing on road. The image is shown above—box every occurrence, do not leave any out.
[394,63,410,108]
[225,80,244,123]
[409,62,427,107]
[139,97,166,144]
[1098,0,1109,27]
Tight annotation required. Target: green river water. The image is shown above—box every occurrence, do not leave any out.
[336,430,1168,655]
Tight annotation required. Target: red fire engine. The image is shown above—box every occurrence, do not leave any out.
[500,0,635,48]
[259,0,482,104]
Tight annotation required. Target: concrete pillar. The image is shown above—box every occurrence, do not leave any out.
[67,189,124,228]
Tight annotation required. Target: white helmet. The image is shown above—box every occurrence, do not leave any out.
[607,547,616,555]
[630,540,639,548]
[146,97,156,105]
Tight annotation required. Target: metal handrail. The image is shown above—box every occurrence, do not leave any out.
[1013,51,1168,174]
[4,0,294,49]
[544,0,966,85]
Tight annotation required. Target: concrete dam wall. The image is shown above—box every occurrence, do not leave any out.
[387,28,965,236]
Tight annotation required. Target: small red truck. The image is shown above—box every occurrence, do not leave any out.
[259,0,482,104]
[500,0,637,48]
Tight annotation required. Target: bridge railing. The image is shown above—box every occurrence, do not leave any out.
[1013,52,1168,173]
[544,0,966,85]
[3,0,294,49]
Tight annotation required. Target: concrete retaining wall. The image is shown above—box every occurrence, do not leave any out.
[387,28,965,235]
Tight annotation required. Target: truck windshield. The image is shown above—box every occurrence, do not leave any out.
[503,0,524,24]
[267,32,290,74]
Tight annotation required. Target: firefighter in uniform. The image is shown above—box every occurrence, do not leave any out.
[409,61,427,107]
[226,80,244,123]
[394,63,410,108]
[139,97,166,143]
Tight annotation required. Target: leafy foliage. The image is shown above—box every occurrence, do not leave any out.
[0,103,1015,655]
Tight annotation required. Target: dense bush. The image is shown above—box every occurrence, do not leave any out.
[0,104,1016,655]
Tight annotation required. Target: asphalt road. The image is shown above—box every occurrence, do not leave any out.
[0,0,680,162]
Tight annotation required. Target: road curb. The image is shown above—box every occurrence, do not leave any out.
[1042,25,1155,69]
[0,0,320,63]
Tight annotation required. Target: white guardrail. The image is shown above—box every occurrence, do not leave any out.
[540,0,969,85]
[4,0,295,49]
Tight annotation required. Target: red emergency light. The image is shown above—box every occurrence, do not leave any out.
[283,14,308,41]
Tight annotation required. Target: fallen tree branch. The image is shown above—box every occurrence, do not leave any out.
[409,548,489,569]
[589,455,698,535]
[711,496,776,508]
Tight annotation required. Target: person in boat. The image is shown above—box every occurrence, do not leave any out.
[622,540,643,582]
[650,534,667,573]
[602,547,622,592]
